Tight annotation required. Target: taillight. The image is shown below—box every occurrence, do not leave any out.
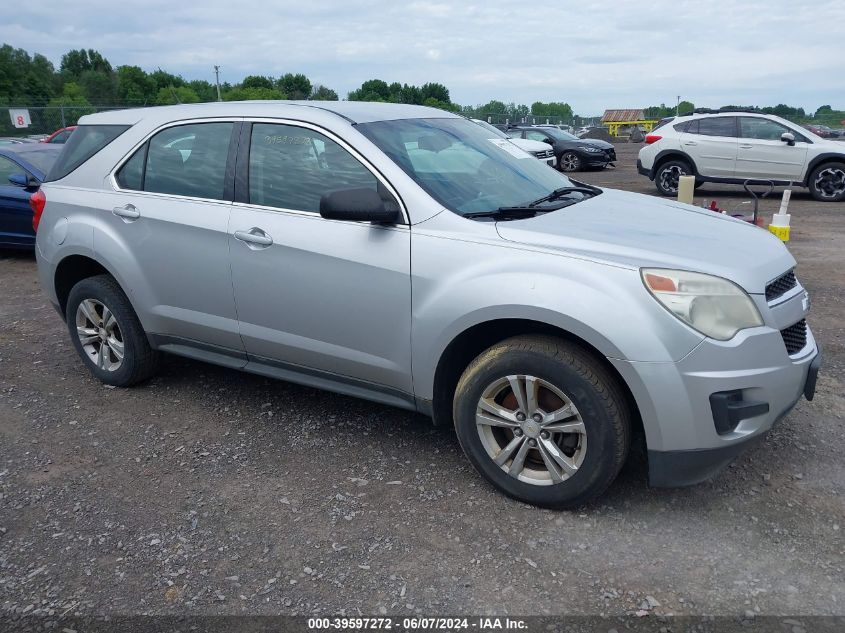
[30,190,46,232]
[644,134,662,145]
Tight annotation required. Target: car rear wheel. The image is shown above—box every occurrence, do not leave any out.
[66,275,158,386]
[559,151,582,172]
[452,335,631,508]
[655,159,692,196]
[808,162,845,202]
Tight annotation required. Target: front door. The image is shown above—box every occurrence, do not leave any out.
[0,155,35,246]
[228,121,413,395]
[736,117,809,182]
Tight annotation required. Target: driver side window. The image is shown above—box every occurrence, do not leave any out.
[248,123,394,214]
[525,131,549,142]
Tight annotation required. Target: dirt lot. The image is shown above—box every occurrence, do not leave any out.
[1,144,843,621]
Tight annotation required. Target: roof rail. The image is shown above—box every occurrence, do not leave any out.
[692,107,763,115]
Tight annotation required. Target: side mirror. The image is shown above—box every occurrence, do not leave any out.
[320,188,399,224]
[781,132,796,146]
[8,173,39,188]
[543,138,554,145]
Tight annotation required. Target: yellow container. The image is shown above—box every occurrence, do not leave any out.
[769,224,790,242]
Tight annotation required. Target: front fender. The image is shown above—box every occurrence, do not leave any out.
[410,230,704,401]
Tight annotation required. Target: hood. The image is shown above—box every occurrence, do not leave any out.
[577,138,614,149]
[495,188,795,294]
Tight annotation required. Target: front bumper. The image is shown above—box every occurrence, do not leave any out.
[647,347,820,486]
[582,148,616,167]
[610,306,820,487]
[636,158,652,178]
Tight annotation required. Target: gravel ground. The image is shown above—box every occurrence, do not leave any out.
[0,144,842,621]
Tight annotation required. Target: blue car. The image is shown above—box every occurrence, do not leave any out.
[0,144,62,249]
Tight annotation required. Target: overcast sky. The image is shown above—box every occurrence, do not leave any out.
[3,0,843,115]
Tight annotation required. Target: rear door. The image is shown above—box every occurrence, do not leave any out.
[227,120,413,396]
[680,116,738,178]
[0,155,35,246]
[736,117,808,182]
[103,120,244,353]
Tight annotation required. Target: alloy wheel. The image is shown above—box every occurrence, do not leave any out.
[75,298,124,372]
[561,153,580,172]
[814,167,845,199]
[659,164,687,194]
[475,374,587,486]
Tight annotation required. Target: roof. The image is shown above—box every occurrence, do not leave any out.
[79,101,461,126]
[602,109,645,122]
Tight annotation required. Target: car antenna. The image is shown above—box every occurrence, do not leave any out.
[159,67,182,104]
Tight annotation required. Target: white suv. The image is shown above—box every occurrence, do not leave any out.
[638,111,845,202]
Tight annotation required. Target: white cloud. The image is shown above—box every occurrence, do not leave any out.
[1,0,843,115]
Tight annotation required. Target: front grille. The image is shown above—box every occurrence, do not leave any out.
[533,149,554,159]
[766,270,797,302]
[781,319,807,355]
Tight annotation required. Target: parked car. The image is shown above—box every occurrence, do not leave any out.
[0,144,62,248]
[0,137,38,145]
[41,126,77,144]
[471,119,556,166]
[35,102,819,508]
[508,125,616,172]
[802,124,833,138]
[639,111,845,202]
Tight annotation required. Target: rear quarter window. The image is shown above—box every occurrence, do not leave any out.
[46,125,130,182]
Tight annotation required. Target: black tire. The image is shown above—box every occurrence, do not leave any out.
[453,335,631,509]
[559,151,582,172]
[808,161,845,202]
[654,159,692,196]
[66,274,158,387]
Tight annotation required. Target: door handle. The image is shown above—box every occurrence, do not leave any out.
[112,204,140,220]
[683,141,697,146]
[234,228,273,247]
[739,144,754,149]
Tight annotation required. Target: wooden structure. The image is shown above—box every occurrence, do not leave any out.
[601,109,659,136]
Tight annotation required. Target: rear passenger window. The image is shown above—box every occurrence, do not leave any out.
[116,145,146,190]
[248,123,385,213]
[125,123,233,200]
[696,117,736,137]
[146,123,233,199]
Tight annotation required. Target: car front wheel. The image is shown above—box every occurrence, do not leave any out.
[453,336,631,509]
[559,151,582,172]
[655,160,692,196]
[808,161,845,202]
[66,274,159,386]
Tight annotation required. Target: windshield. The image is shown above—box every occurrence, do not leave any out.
[357,118,583,216]
[471,119,508,139]
[543,128,579,141]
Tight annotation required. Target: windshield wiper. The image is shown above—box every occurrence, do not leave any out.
[526,185,600,207]
[462,207,547,220]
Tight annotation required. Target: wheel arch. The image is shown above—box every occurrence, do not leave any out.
[803,153,845,186]
[428,318,644,444]
[54,254,133,319]
[652,150,699,177]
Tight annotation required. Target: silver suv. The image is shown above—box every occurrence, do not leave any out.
[35,102,820,508]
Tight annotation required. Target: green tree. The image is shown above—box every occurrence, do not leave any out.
[241,75,274,90]
[188,79,218,102]
[420,82,450,104]
[348,79,391,101]
[155,85,200,105]
[78,69,117,104]
[60,49,112,78]
[116,65,154,104]
[149,69,185,92]
[310,84,338,101]
[223,86,285,101]
[277,73,311,100]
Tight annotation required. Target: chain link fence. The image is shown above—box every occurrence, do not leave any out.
[1,105,146,138]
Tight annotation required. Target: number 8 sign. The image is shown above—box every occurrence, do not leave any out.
[9,109,31,129]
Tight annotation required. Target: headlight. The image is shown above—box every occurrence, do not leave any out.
[641,269,763,340]
[583,146,602,153]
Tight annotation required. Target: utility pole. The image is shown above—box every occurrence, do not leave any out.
[676,95,681,116]
[214,66,222,102]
